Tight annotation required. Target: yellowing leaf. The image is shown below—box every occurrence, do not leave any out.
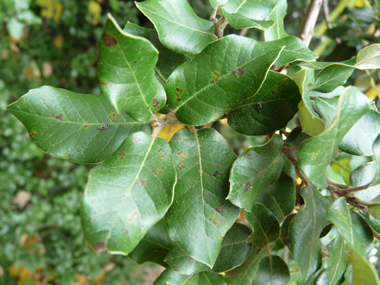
[53,34,63,48]
[37,0,63,21]
[366,85,380,101]
[86,0,102,25]
[158,124,185,142]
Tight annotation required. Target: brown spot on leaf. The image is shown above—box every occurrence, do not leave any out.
[210,71,220,84]
[176,87,183,93]
[207,217,218,225]
[29,132,37,137]
[109,113,117,121]
[93,242,106,253]
[176,94,182,102]
[103,34,118,47]
[118,152,125,160]
[158,148,168,159]
[256,103,262,114]
[150,168,163,175]
[231,68,244,78]
[49,111,63,121]
[212,171,224,177]
[215,202,224,213]
[98,123,109,130]
[272,90,275,94]
[99,79,114,87]
[245,182,252,192]
[176,150,187,160]
[179,161,184,170]
[133,136,142,143]
[250,113,258,121]
[134,61,137,64]
[153,98,159,108]
[83,124,88,128]
[139,178,147,187]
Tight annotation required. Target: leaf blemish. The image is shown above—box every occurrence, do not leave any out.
[150,168,163,175]
[215,202,224,213]
[176,87,183,93]
[256,103,262,114]
[49,111,63,121]
[179,161,184,170]
[103,34,118,47]
[176,150,187,160]
[30,131,37,137]
[128,212,141,222]
[244,182,252,192]
[133,136,142,143]
[250,113,258,121]
[109,113,117,121]
[93,242,106,253]
[118,151,125,160]
[176,94,182,102]
[210,71,220,84]
[139,178,147,187]
[83,124,88,128]
[98,123,109,130]
[153,98,159,108]
[231,68,244,78]
[99,79,114,87]
[212,171,224,177]
[158,148,168,159]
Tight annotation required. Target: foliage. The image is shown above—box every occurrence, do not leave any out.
[4,0,380,285]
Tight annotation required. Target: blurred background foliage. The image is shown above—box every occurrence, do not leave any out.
[0,0,379,284]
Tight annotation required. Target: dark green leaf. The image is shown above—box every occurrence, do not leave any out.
[223,10,274,30]
[198,272,226,285]
[351,247,380,285]
[252,255,290,285]
[98,15,165,122]
[257,171,296,222]
[167,128,239,267]
[5,86,151,164]
[136,0,217,54]
[128,219,174,266]
[224,246,267,285]
[280,213,296,246]
[245,203,280,248]
[312,64,354,93]
[220,0,277,22]
[227,71,301,135]
[264,0,288,41]
[369,196,380,220]
[298,87,370,188]
[292,69,326,136]
[262,36,318,66]
[123,22,188,81]
[154,268,197,285]
[326,197,373,256]
[314,96,339,124]
[286,126,311,147]
[213,223,252,273]
[166,35,284,126]
[228,135,283,211]
[81,132,176,255]
[315,237,346,285]
[289,186,331,284]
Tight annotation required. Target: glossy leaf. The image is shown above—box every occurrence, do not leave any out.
[264,0,288,41]
[298,87,370,188]
[166,35,284,126]
[220,0,277,21]
[228,135,283,211]
[136,0,217,54]
[224,11,274,30]
[257,171,296,222]
[123,22,187,81]
[262,36,318,66]
[354,44,380,70]
[224,246,267,285]
[198,272,227,285]
[252,255,290,285]
[227,71,301,136]
[369,196,380,219]
[351,247,380,285]
[128,219,174,266]
[289,186,331,284]
[212,223,252,273]
[98,15,165,122]
[312,64,354,93]
[280,214,296,246]
[350,161,377,187]
[245,203,280,248]
[154,268,197,285]
[166,128,239,267]
[314,237,346,285]
[5,86,151,164]
[314,96,339,124]
[81,132,176,255]
[292,69,325,136]
[326,197,373,256]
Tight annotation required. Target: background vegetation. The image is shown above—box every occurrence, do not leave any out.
[1,0,379,284]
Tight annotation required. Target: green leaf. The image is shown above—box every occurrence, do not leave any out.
[5,86,151,164]
[212,223,252,273]
[154,268,197,285]
[264,0,288,41]
[280,213,295,246]
[224,246,267,285]
[228,135,283,211]
[166,35,284,126]
[198,272,226,285]
[136,0,217,54]
[8,17,24,39]
[257,171,296,222]
[223,10,274,30]
[166,128,239,267]
[354,44,380,70]
[220,0,277,21]
[314,96,339,124]
[326,197,373,256]
[292,69,326,136]
[312,64,354,93]
[314,237,346,285]
[128,219,174,266]
[252,255,290,285]
[298,87,370,188]
[98,15,165,122]
[289,186,331,284]
[245,203,280,248]
[369,196,380,220]
[227,71,301,136]
[350,247,380,285]
[123,22,188,82]
[262,36,318,66]
[286,126,311,147]
[350,161,377,187]
[81,132,176,255]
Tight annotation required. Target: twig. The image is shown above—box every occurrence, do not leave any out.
[322,0,333,29]
[210,2,229,38]
[298,0,324,47]
[239,28,249,36]
[282,145,310,189]
[150,113,181,139]
[265,244,272,256]
[370,226,380,240]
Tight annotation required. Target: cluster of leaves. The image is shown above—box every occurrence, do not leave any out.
[4,0,380,284]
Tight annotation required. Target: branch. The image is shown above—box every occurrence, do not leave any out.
[210,2,229,38]
[298,0,324,47]
[150,113,181,139]
[282,144,310,189]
